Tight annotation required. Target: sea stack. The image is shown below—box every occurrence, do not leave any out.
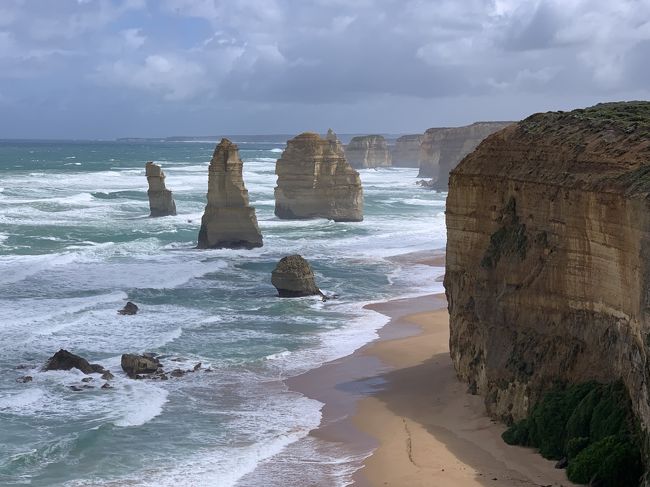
[418,122,512,187]
[145,162,177,217]
[271,255,323,298]
[274,132,363,222]
[391,134,423,167]
[445,102,650,476]
[197,138,263,249]
[345,135,391,168]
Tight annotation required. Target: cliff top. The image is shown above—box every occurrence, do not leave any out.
[521,101,650,137]
[453,101,650,196]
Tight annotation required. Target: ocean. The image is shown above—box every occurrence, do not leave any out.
[0,138,446,486]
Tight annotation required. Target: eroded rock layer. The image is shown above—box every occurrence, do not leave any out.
[197,138,263,249]
[418,122,512,186]
[275,132,363,222]
[345,135,391,168]
[391,134,423,167]
[146,162,177,217]
[444,102,650,466]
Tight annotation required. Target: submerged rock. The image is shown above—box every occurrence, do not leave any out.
[345,135,391,168]
[275,132,363,221]
[120,353,161,378]
[271,255,323,298]
[43,349,107,375]
[418,122,512,186]
[118,301,139,315]
[146,161,177,217]
[197,138,263,249]
[16,375,32,383]
[391,134,423,167]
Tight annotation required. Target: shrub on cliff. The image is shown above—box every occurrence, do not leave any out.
[501,381,642,485]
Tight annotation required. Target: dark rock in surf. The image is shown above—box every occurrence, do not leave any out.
[118,301,139,315]
[271,255,323,298]
[43,349,108,375]
[16,375,32,383]
[120,353,161,378]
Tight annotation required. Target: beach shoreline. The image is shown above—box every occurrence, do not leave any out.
[288,250,574,487]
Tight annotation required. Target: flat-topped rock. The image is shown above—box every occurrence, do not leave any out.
[345,135,391,168]
[271,255,322,297]
[391,134,423,167]
[197,138,263,249]
[146,162,177,217]
[275,132,363,222]
[418,122,512,187]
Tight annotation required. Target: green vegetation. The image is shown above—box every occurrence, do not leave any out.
[502,381,643,486]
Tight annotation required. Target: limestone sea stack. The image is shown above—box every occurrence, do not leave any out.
[345,135,391,168]
[418,122,512,187]
[197,138,263,249]
[145,162,177,217]
[445,102,650,472]
[274,132,363,222]
[271,255,323,298]
[390,134,423,167]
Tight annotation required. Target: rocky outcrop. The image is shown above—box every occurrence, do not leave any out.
[146,162,177,217]
[345,135,391,168]
[391,134,423,167]
[444,102,650,469]
[271,255,323,298]
[275,132,363,222]
[118,301,139,315]
[418,122,512,187]
[43,349,108,375]
[120,353,161,378]
[197,138,263,249]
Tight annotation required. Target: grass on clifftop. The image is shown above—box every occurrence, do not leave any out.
[502,381,643,486]
[521,101,650,137]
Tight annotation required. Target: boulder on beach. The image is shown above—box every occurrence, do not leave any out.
[43,349,107,375]
[120,353,161,378]
[271,255,323,298]
[118,301,139,315]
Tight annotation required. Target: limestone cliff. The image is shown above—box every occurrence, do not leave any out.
[345,135,391,168]
[275,132,363,222]
[197,138,263,249]
[146,162,177,217]
[445,102,650,463]
[391,134,422,167]
[418,122,512,187]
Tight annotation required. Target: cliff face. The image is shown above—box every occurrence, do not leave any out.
[145,162,177,217]
[345,135,391,168]
[275,132,363,222]
[197,138,263,249]
[445,102,650,450]
[391,134,423,167]
[418,122,512,186]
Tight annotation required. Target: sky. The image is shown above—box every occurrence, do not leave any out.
[0,0,649,139]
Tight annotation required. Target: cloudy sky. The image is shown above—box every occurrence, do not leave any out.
[1,0,649,138]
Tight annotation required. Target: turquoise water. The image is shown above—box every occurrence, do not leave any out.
[0,139,446,486]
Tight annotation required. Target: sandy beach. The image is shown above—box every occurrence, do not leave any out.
[289,252,575,487]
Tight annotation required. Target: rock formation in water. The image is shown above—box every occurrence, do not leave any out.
[418,122,512,187]
[197,138,263,249]
[120,353,161,378]
[118,301,139,315]
[43,349,108,375]
[391,134,423,167]
[445,102,650,475]
[271,255,323,298]
[146,162,177,217]
[345,135,391,168]
[275,132,363,222]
